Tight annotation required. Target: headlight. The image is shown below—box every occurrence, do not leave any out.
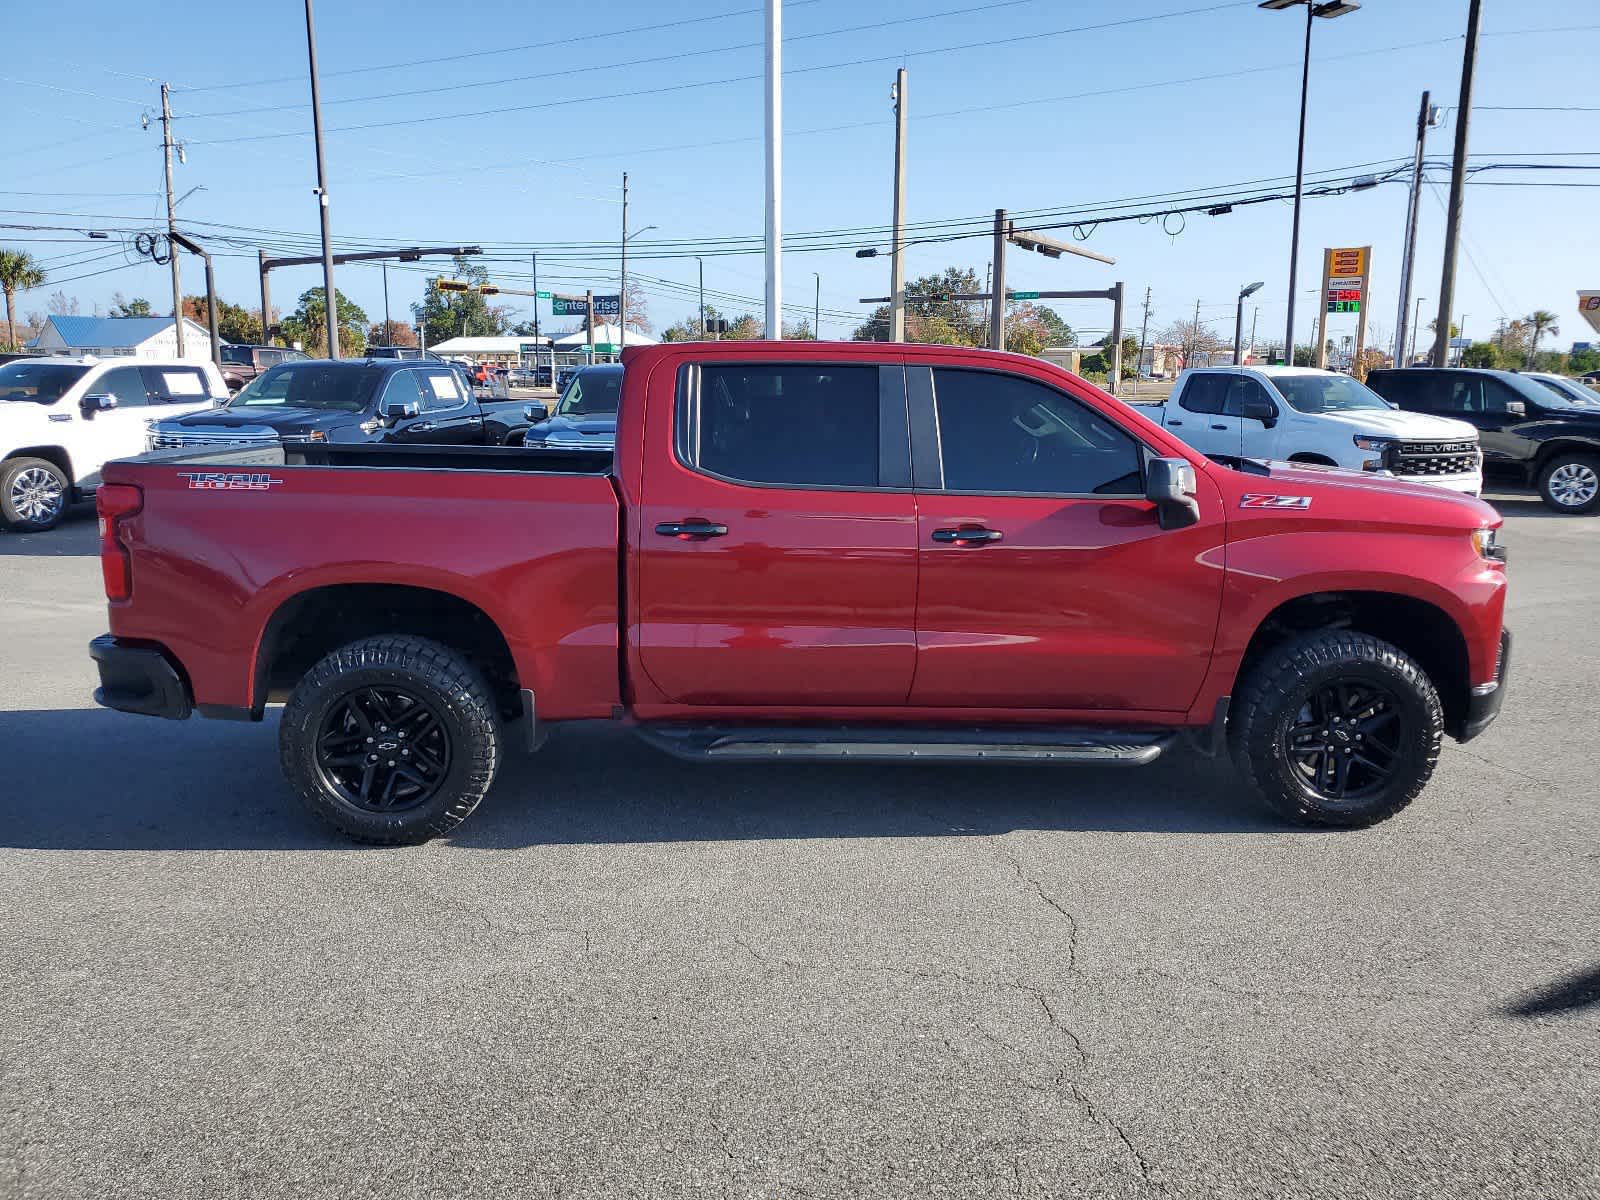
[1353,435,1394,452]
[280,430,327,443]
[1471,526,1507,563]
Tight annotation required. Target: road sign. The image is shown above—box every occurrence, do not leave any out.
[1011,290,1040,300]
[552,294,620,317]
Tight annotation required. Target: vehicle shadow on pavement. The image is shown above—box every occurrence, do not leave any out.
[0,709,1304,851]
[1483,490,1591,522]
[0,510,99,556]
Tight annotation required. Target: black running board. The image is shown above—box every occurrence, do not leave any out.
[634,724,1175,766]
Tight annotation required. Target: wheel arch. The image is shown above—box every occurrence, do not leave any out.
[1532,438,1600,472]
[251,582,523,719]
[4,445,75,482]
[1286,452,1338,466]
[1233,590,1472,737]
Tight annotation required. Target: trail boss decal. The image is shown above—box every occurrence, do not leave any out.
[176,471,284,491]
[1240,493,1312,510]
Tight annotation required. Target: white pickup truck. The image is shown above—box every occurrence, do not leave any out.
[1135,366,1483,495]
[0,356,227,531]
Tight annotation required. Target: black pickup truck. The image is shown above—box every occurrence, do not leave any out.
[147,359,531,451]
[1366,367,1600,514]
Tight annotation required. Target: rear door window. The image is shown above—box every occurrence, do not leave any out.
[684,364,881,489]
[141,366,211,405]
[1178,374,1227,415]
[419,368,466,411]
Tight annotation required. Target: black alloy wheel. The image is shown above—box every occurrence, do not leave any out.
[315,685,452,813]
[1282,680,1404,804]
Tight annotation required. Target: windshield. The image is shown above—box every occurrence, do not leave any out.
[227,363,374,412]
[0,362,91,404]
[555,370,622,418]
[1271,373,1391,414]
[1531,375,1600,408]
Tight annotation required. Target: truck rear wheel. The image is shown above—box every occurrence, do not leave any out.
[1,456,70,532]
[1536,452,1600,514]
[1230,631,1443,829]
[279,635,501,844]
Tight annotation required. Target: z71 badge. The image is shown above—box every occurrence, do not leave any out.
[176,471,284,491]
[1240,493,1312,510]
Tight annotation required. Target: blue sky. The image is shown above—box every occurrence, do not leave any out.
[5,0,1596,351]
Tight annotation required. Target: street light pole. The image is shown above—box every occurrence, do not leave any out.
[159,83,185,358]
[1409,296,1426,364]
[813,272,820,340]
[1393,90,1433,367]
[889,68,908,343]
[382,260,390,335]
[1260,0,1361,370]
[763,0,783,339]
[697,257,706,338]
[1433,0,1482,366]
[1234,282,1264,365]
[303,0,339,358]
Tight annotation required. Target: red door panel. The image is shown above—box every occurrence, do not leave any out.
[912,495,1225,710]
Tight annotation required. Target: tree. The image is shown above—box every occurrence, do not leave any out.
[1008,302,1075,355]
[1160,317,1224,367]
[368,319,417,348]
[0,248,46,350]
[854,267,987,345]
[1461,342,1500,369]
[783,317,816,340]
[279,287,368,356]
[1096,331,1140,378]
[109,293,153,318]
[47,290,79,317]
[1570,347,1600,376]
[660,303,761,342]
[183,294,265,344]
[1524,310,1560,369]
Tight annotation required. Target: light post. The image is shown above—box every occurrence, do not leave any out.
[1258,0,1361,370]
[619,218,656,357]
[1409,296,1426,364]
[696,256,706,338]
[813,272,821,340]
[303,0,339,357]
[1234,282,1264,365]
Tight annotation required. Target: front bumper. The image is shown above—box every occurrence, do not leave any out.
[89,635,192,720]
[1458,628,1511,743]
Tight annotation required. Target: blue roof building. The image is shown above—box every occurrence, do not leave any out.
[27,315,224,360]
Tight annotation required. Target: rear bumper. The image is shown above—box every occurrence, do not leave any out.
[89,634,192,720]
[1458,628,1511,743]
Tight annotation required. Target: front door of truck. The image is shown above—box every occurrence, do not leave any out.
[907,365,1225,713]
[635,360,918,706]
[1166,373,1244,460]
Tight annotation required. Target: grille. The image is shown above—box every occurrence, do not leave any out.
[149,429,280,450]
[1390,440,1479,478]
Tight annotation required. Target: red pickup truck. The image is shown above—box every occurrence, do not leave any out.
[90,341,1510,843]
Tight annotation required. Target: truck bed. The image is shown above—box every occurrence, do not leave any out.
[100,442,623,721]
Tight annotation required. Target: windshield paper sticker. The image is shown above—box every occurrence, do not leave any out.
[177,472,283,491]
[1241,493,1312,509]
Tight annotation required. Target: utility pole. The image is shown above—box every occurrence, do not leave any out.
[1282,0,1313,371]
[1409,296,1426,363]
[1192,298,1202,367]
[1433,0,1481,366]
[159,83,185,357]
[586,290,595,359]
[888,67,908,342]
[697,257,706,338]
[258,249,273,347]
[1250,307,1259,362]
[304,0,339,358]
[381,260,390,336]
[619,172,628,355]
[989,209,1007,351]
[763,0,782,338]
[1394,89,1432,367]
[813,271,820,340]
[1108,281,1125,395]
[1136,286,1152,392]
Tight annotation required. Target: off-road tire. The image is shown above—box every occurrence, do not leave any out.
[1230,630,1443,828]
[1,456,70,532]
[1536,451,1600,514]
[279,635,500,844]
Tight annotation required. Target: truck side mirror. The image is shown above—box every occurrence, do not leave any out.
[523,402,550,422]
[1505,400,1526,418]
[383,399,420,423]
[1238,395,1277,428]
[80,393,117,419]
[1146,456,1201,530]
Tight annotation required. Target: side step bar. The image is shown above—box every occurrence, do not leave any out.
[634,725,1176,766]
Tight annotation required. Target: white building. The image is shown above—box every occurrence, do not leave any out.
[27,315,224,361]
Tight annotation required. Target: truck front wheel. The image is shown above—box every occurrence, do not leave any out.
[1536,452,1600,514]
[279,635,501,844]
[1230,631,1443,828]
[1,456,70,531]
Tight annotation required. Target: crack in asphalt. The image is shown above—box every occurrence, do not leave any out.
[993,845,1080,973]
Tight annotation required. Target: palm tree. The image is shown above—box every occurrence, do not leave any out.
[1525,310,1560,369]
[0,248,47,351]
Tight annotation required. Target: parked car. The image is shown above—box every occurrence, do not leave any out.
[91,341,1509,844]
[555,365,582,394]
[364,346,443,361]
[519,363,622,450]
[218,345,309,392]
[1134,366,1483,494]
[1366,366,1600,513]
[0,356,226,531]
[1521,372,1600,408]
[145,359,531,452]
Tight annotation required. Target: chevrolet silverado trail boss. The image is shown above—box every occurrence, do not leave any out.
[89,342,1511,843]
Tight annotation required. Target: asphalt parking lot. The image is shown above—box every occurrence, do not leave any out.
[1,489,1596,1200]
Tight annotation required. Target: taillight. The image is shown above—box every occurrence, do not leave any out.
[96,483,143,602]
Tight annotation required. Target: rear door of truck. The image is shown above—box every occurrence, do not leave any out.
[632,358,919,707]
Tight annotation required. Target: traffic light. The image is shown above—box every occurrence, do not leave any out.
[477,284,499,296]
[435,279,470,293]
[705,318,731,334]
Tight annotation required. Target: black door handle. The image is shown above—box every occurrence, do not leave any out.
[656,520,729,539]
[1168,419,1183,426]
[1211,423,1228,431]
[411,421,436,433]
[932,527,1003,545]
